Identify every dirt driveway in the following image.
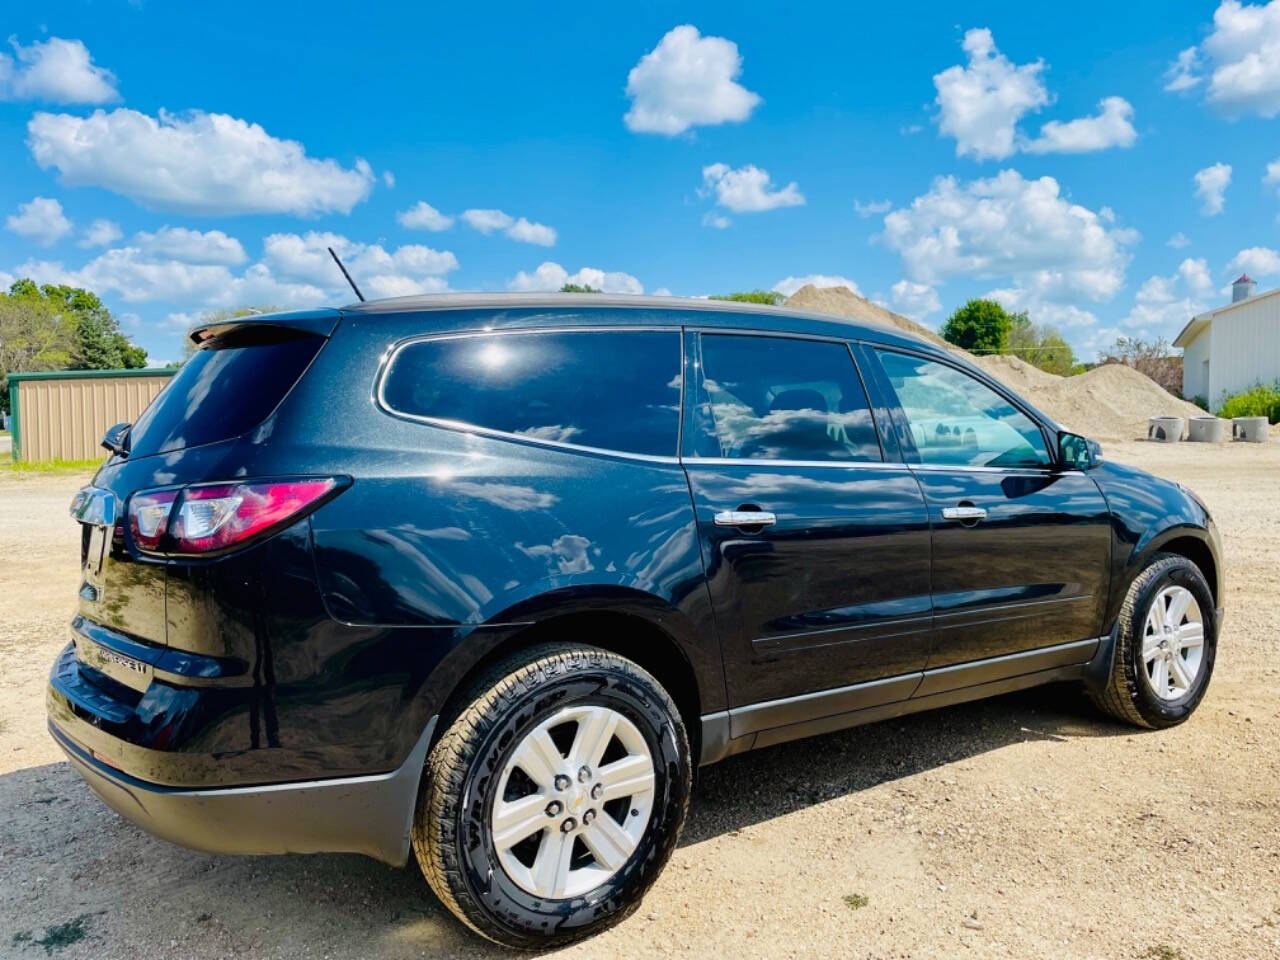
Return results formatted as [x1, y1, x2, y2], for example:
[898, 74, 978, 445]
[2, 442, 1278, 960]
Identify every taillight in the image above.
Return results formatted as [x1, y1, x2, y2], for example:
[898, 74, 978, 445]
[129, 489, 178, 551]
[128, 478, 340, 556]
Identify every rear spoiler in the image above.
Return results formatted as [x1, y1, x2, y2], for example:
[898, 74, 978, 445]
[188, 308, 341, 346]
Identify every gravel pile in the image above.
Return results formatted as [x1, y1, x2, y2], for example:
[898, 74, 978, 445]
[785, 285, 1204, 441]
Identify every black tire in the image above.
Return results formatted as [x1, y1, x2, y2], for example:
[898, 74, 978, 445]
[1090, 552, 1218, 729]
[414, 643, 691, 949]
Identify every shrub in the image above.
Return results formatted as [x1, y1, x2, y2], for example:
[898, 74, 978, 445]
[941, 299, 1013, 354]
[1216, 382, 1280, 423]
[710, 290, 785, 305]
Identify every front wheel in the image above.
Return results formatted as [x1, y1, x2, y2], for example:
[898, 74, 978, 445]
[414, 643, 691, 948]
[1091, 552, 1218, 729]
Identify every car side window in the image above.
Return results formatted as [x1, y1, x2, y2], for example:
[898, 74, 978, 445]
[381, 329, 681, 457]
[875, 350, 1050, 468]
[691, 334, 881, 462]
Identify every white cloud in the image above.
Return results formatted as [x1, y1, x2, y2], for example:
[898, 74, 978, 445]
[1120, 257, 1214, 334]
[623, 25, 761, 135]
[133, 226, 247, 265]
[262, 231, 458, 295]
[27, 108, 375, 216]
[1171, 0, 1280, 116]
[5, 196, 72, 246]
[79, 218, 122, 248]
[932, 28, 1049, 160]
[382, 170, 395, 188]
[701, 211, 731, 229]
[882, 170, 1135, 305]
[460, 208, 556, 245]
[1261, 156, 1280, 196]
[505, 217, 557, 246]
[397, 201, 454, 231]
[1164, 46, 1202, 92]
[772, 275, 861, 297]
[890, 280, 942, 319]
[0, 36, 118, 103]
[1228, 245, 1280, 275]
[934, 29, 1137, 159]
[1167, 231, 1191, 249]
[508, 261, 643, 294]
[14, 228, 457, 310]
[854, 199, 892, 218]
[1194, 162, 1231, 215]
[701, 163, 804, 213]
[1022, 97, 1137, 154]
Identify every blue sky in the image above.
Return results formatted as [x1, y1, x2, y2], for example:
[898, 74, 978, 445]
[3, 1, 1280, 363]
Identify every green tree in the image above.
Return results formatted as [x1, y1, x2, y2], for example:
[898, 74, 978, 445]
[559, 283, 601, 293]
[0, 279, 148, 414]
[1007, 311, 1078, 375]
[940, 298, 1013, 354]
[709, 290, 785, 305]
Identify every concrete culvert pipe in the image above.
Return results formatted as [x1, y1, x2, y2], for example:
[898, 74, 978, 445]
[1148, 416, 1185, 443]
[1188, 416, 1227, 442]
[1231, 416, 1270, 443]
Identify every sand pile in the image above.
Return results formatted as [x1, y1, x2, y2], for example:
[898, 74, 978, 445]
[973, 354, 1061, 393]
[784, 284, 962, 353]
[785, 284, 1203, 442]
[1026, 363, 1207, 440]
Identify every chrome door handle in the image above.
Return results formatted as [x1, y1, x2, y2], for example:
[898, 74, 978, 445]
[941, 505, 987, 522]
[714, 510, 777, 527]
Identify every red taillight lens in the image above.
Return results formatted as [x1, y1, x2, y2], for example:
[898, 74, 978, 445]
[130, 478, 339, 555]
[129, 489, 178, 551]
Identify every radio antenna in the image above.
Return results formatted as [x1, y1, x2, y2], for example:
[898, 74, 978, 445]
[328, 247, 365, 302]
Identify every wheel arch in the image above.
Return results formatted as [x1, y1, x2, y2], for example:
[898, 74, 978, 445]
[429, 589, 718, 766]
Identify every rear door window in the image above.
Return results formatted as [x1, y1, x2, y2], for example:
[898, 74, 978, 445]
[690, 333, 882, 462]
[128, 326, 324, 457]
[380, 330, 682, 457]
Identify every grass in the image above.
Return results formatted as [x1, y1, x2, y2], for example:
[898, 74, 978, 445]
[842, 893, 869, 911]
[1, 458, 104, 476]
[1143, 946, 1187, 960]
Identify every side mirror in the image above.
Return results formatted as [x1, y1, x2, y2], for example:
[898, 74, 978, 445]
[1058, 431, 1101, 470]
[100, 421, 132, 456]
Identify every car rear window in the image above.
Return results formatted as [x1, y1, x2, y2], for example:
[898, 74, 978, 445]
[380, 330, 682, 457]
[127, 326, 324, 457]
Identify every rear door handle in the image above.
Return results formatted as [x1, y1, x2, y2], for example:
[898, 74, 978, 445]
[714, 510, 777, 527]
[941, 505, 987, 522]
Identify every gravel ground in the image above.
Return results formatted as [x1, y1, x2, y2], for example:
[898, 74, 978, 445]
[2, 442, 1278, 960]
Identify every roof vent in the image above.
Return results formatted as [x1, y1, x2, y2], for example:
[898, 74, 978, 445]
[1232, 273, 1256, 303]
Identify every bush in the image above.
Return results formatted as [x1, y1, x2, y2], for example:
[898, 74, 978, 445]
[941, 299, 1012, 354]
[1216, 382, 1280, 423]
[709, 290, 785, 305]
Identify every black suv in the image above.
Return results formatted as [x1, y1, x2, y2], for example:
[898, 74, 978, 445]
[49, 294, 1223, 947]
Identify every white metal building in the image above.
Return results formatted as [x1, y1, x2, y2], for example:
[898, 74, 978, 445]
[1176, 274, 1280, 405]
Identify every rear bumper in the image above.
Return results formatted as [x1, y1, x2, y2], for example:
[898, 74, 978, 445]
[47, 643, 435, 866]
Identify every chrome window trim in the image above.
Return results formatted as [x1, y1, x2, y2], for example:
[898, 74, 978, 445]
[374, 326, 685, 464]
[682, 456, 907, 469]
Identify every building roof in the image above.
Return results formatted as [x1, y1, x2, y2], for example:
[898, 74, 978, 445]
[1173, 283, 1280, 347]
[1234, 273, 1254, 285]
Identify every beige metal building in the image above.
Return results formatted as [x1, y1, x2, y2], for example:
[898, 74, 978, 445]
[7, 368, 175, 463]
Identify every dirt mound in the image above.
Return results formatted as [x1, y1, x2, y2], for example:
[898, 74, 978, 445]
[784, 284, 960, 353]
[973, 353, 1062, 393]
[783, 284, 1199, 441]
[1028, 363, 1207, 441]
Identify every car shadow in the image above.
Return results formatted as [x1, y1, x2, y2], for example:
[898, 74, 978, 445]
[683, 681, 1129, 846]
[0, 684, 1129, 958]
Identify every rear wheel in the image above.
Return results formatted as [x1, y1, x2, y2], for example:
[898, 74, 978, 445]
[1091, 553, 1217, 729]
[414, 643, 691, 948]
